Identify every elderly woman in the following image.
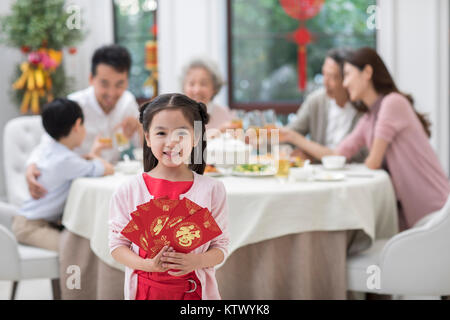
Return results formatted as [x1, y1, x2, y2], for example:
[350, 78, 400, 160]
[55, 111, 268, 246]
[181, 58, 233, 131]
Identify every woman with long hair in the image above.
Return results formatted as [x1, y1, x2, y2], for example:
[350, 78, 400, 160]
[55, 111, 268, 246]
[280, 47, 449, 230]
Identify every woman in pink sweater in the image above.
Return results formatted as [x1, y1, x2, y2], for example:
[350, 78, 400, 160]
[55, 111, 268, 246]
[280, 47, 449, 230]
[109, 93, 229, 300]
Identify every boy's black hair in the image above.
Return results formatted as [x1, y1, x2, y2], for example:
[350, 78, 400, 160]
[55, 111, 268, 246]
[91, 44, 132, 76]
[41, 98, 84, 141]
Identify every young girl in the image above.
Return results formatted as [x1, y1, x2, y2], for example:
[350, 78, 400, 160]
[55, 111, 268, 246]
[109, 93, 229, 300]
[280, 47, 450, 230]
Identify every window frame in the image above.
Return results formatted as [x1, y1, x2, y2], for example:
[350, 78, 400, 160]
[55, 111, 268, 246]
[226, 0, 377, 114]
[226, 0, 302, 114]
[112, 0, 158, 101]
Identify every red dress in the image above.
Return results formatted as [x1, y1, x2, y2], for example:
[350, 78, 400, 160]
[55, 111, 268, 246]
[135, 173, 202, 300]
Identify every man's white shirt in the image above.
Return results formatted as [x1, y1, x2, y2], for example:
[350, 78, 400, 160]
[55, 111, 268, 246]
[325, 99, 357, 149]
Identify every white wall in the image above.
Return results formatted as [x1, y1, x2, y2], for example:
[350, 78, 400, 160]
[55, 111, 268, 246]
[64, 0, 114, 91]
[158, 0, 228, 106]
[377, 0, 449, 175]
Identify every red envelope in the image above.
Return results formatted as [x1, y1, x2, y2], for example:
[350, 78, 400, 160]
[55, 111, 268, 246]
[147, 198, 208, 258]
[120, 198, 222, 259]
[121, 199, 176, 253]
[137, 198, 179, 238]
[120, 210, 151, 252]
[158, 208, 222, 254]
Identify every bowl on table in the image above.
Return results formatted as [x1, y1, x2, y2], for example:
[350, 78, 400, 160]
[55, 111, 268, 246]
[115, 160, 142, 174]
[321, 155, 346, 170]
[289, 167, 314, 181]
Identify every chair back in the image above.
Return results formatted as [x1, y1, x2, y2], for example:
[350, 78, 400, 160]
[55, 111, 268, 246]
[380, 196, 450, 295]
[3, 116, 43, 206]
[0, 224, 21, 280]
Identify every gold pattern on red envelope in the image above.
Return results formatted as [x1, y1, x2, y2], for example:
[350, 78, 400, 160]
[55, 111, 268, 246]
[184, 198, 203, 215]
[122, 218, 139, 233]
[148, 235, 171, 258]
[139, 198, 179, 212]
[149, 215, 169, 236]
[175, 222, 202, 248]
[202, 210, 221, 232]
[159, 208, 222, 253]
[120, 198, 222, 257]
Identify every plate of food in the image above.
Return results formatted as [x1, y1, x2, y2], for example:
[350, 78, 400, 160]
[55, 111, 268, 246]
[313, 172, 346, 182]
[290, 156, 305, 168]
[231, 164, 277, 177]
[204, 164, 223, 177]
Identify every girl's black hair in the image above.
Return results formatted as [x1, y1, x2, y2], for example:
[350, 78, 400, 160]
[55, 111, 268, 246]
[139, 93, 210, 174]
[344, 47, 431, 137]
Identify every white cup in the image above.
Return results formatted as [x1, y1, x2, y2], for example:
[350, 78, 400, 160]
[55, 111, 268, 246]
[321, 155, 346, 170]
[289, 166, 313, 182]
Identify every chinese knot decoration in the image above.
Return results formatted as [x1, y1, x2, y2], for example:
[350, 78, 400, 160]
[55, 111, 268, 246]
[13, 48, 63, 114]
[279, 0, 324, 91]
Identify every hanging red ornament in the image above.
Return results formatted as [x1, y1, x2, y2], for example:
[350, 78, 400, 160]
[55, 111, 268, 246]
[280, 0, 324, 20]
[151, 24, 158, 38]
[21, 46, 31, 54]
[68, 47, 77, 55]
[279, 0, 324, 91]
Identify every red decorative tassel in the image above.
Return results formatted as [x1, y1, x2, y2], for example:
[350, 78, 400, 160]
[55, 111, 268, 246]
[298, 45, 307, 91]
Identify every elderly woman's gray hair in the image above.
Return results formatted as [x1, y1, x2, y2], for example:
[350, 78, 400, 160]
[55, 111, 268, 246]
[180, 58, 225, 98]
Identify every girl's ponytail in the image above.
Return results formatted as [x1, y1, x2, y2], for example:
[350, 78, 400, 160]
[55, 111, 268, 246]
[197, 102, 210, 125]
[139, 101, 157, 172]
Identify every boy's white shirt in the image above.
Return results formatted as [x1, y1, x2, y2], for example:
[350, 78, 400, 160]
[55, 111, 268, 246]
[27, 86, 140, 164]
[20, 139, 105, 221]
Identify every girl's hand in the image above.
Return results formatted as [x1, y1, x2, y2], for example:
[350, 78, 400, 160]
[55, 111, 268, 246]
[139, 246, 174, 272]
[161, 250, 203, 276]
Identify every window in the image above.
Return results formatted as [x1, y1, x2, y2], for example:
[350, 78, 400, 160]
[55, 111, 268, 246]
[113, 0, 157, 99]
[228, 0, 377, 113]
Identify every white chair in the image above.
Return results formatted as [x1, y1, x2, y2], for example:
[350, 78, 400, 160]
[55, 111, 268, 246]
[347, 196, 450, 299]
[0, 116, 60, 299]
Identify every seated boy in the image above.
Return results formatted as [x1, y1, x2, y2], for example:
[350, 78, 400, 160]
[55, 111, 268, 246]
[12, 98, 114, 252]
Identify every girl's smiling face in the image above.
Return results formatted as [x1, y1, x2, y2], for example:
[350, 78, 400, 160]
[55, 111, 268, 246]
[144, 109, 195, 168]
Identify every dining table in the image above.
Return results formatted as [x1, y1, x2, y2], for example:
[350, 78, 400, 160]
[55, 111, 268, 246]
[59, 163, 398, 299]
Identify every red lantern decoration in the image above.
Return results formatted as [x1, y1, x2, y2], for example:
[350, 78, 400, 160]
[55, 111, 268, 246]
[68, 47, 77, 55]
[279, 0, 324, 91]
[21, 46, 31, 54]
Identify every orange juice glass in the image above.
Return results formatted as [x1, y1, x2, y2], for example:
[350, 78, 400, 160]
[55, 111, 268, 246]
[276, 159, 291, 178]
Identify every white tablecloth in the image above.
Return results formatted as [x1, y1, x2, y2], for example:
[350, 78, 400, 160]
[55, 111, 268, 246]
[62, 164, 398, 271]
